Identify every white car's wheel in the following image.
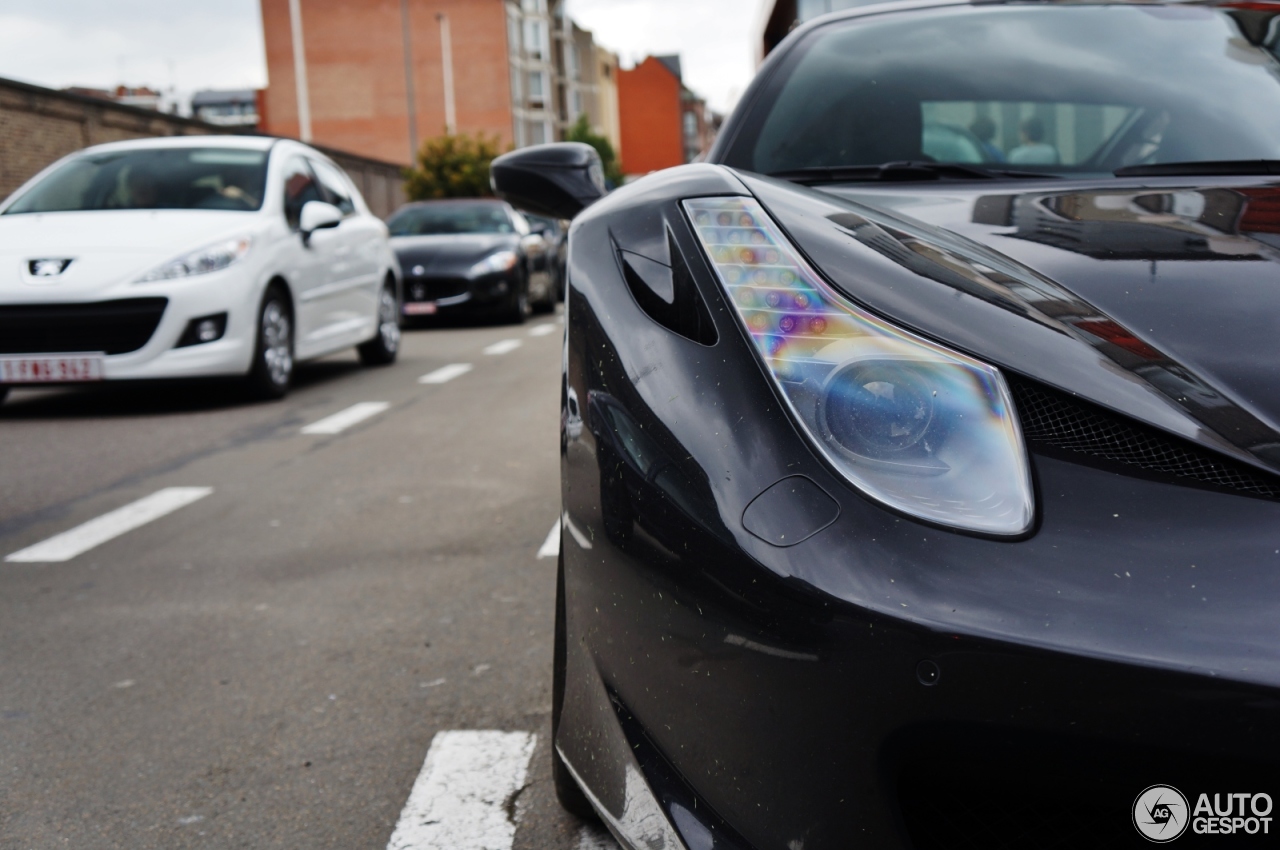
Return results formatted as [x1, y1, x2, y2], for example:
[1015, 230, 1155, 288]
[358, 282, 400, 366]
[247, 287, 294, 400]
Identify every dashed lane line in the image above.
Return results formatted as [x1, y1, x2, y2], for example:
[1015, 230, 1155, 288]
[419, 363, 473, 384]
[5, 487, 214, 563]
[536, 520, 561, 559]
[301, 402, 390, 435]
[483, 339, 523, 356]
[528, 323, 558, 337]
[386, 730, 537, 850]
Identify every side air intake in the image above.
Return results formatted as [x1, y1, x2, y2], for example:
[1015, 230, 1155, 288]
[1008, 377, 1280, 499]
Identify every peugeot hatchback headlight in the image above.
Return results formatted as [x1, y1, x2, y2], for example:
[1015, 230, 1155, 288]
[468, 250, 519, 277]
[684, 197, 1033, 536]
[136, 236, 253, 282]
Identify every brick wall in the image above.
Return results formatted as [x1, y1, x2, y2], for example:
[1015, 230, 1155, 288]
[260, 0, 513, 164]
[0, 76, 407, 219]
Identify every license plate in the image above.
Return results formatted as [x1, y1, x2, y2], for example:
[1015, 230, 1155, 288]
[403, 302, 438, 316]
[0, 354, 105, 383]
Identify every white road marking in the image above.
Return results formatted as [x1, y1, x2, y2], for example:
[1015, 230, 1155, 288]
[6, 487, 213, 563]
[419, 363, 473, 384]
[483, 339, 522, 356]
[536, 520, 561, 559]
[528, 324, 557, 337]
[576, 825, 620, 849]
[562, 511, 593, 550]
[386, 730, 537, 850]
[301, 402, 390, 435]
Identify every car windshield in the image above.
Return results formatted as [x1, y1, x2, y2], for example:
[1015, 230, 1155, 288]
[3, 147, 269, 214]
[728, 5, 1280, 178]
[388, 203, 514, 236]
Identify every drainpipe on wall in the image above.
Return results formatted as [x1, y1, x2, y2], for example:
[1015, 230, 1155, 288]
[288, 0, 313, 142]
[438, 12, 457, 134]
[401, 0, 419, 160]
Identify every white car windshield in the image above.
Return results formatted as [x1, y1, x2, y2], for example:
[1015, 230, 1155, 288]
[4, 147, 269, 214]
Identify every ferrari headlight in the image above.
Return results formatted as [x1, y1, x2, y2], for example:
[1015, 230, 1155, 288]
[137, 236, 252, 282]
[684, 197, 1033, 536]
[468, 250, 519, 277]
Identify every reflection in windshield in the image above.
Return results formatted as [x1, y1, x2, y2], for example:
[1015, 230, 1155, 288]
[978, 187, 1280, 263]
[4, 148, 268, 214]
[734, 6, 1280, 177]
[387, 202, 514, 236]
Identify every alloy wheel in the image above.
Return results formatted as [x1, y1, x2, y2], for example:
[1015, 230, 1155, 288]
[261, 299, 293, 387]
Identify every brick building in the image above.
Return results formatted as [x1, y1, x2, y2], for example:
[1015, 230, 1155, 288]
[617, 55, 719, 178]
[259, 0, 619, 166]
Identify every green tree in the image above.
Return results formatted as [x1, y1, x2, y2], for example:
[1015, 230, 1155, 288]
[403, 131, 504, 200]
[566, 114, 624, 188]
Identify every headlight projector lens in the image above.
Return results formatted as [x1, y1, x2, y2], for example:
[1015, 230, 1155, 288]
[818, 359, 948, 474]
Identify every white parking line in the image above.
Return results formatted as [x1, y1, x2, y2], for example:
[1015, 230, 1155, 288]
[386, 730, 537, 850]
[536, 520, 561, 559]
[528, 324, 557, 337]
[6, 487, 214, 563]
[419, 363, 473, 385]
[483, 339, 522, 356]
[301, 402, 390, 435]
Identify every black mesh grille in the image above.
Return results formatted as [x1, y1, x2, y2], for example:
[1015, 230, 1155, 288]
[0, 298, 168, 356]
[1008, 377, 1280, 499]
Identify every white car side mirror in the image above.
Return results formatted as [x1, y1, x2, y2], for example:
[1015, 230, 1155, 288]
[299, 200, 343, 238]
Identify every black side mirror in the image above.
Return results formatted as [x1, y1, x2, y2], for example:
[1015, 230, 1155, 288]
[491, 143, 605, 221]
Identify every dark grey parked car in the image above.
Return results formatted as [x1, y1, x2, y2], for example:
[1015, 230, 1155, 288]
[389, 199, 554, 323]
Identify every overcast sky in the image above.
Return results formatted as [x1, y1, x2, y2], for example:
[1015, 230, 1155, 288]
[0, 0, 759, 114]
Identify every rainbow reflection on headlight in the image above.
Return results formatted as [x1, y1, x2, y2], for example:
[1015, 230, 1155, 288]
[684, 197, 1033, 536]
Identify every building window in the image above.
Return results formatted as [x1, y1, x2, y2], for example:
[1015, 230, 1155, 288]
[525, 20, 547, 60]
[527, 70, 546, 105]
[683, 111, 699, 141]
[527, 120, 549, 145]
[522, 0, 547, 12]
[572, 90, 584, 120]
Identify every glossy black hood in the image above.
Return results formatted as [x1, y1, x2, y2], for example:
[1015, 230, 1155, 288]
[738, 171, 1280, 474]
[391, 233, 519, 277]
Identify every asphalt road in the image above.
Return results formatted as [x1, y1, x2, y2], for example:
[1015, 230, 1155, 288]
[0, 311, 618, 850]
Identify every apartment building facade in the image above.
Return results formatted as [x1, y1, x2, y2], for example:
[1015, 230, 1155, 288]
[259, 0, 618, 166]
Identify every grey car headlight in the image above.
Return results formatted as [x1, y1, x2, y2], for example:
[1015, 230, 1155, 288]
[468, 250, 519, 277]
[684, 196, 1034, 536]
[136, 236, 253, 282]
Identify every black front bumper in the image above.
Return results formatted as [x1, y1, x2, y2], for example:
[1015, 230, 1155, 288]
[401, 271, 516, 316]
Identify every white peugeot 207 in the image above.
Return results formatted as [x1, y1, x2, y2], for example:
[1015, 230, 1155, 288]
[0, 135, 402, 403]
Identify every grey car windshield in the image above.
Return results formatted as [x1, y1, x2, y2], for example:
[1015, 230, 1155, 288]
[730, 5, 1280, 176]
[4, 148, 269, 214]
[388, 203, 515, 236]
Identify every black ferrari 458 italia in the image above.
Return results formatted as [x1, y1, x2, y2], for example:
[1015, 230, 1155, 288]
[493, 2, 1280, 848]
[388, 198, 555, 323]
